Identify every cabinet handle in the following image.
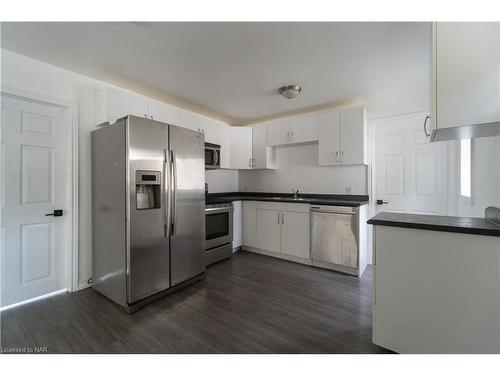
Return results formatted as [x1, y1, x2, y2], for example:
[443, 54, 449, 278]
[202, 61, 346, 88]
[341, 151, 344, 163]
[150, 115, 153, 120]
[281, 212, 284, 224]
[423, 115, 431, 138]
[335, 151, 339, 163]
[291, 131, 294, 143]
[144, 113, 148, 118]
[248, 158, 252, 168]
[277, 212, 280, 224]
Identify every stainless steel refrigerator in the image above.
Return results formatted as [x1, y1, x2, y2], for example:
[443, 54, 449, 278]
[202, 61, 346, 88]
[91, 115, 205, 312]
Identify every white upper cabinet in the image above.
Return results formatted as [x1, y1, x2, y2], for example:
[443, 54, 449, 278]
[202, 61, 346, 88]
[290, 113, 319, 143]
[432, 22, 500, 136]
[318, 111, 341, 165]
[147, 98, 180, 125]
[252, 123, 276, 169]
[217, 123, 231, 169]
[200, 118, 219, 144]
[96, 86, 149, 124]
[339, 107, 367, 165]
[318, 107, 366, 166]
[266, 118, 291, 146]
[178, 109, 204, 133]
[266, 115, 318, 146]
[230, 126, 253, 169]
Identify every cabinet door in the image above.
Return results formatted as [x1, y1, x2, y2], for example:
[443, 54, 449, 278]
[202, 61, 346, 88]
[201, 118, 219, 144]
[256, 209, 281, 253]
[266, 118, 291, 146]
[340, 107, 366, 165]
[178, 109, 204, 133]
[148, 98, 180, 125]
[230, 126, 253, 169]
[252, 123, 276, 169]
[242, 201, 257, 248]
[281, 211, 310, 259]
[103, 87, 149, 123]
[435, 22, 500, 130]
[318, 111, 341, 166]
[290, 114, 319, 144]
[217, 124, 231, 169]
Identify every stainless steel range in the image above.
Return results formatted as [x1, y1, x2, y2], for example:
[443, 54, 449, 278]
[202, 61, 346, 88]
[205, 202, 233, 266]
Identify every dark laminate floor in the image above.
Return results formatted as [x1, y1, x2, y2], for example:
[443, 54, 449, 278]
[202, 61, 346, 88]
[1, 251, 391, 354]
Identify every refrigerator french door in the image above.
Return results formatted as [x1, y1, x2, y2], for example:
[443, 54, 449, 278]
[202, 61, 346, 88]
[92, 115, 205, 311]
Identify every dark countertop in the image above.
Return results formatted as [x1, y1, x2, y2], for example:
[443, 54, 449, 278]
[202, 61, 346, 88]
[206, 192, 369, 207]
[367, 211, 500, 237]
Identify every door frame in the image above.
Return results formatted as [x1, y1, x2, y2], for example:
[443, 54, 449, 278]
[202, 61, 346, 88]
[1, 85, 79, 293]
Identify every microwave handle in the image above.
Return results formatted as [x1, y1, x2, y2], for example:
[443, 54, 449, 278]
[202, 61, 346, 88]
[213, 149, 219, 166]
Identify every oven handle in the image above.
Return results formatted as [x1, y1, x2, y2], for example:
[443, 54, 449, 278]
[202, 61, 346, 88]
[205, 206, 234, 214]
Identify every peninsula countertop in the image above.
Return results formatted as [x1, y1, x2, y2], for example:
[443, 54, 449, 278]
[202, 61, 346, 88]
[367, 211, 500, 237]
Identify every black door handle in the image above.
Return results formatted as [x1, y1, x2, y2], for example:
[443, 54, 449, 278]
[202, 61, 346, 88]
[45, 209, 63, 217]
[376, 200, 389, 205]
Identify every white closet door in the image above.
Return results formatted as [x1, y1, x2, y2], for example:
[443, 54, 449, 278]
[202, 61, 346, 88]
[1, 94, 69, 307]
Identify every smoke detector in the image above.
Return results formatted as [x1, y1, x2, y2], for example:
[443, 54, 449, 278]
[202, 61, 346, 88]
[279, 85, 302, 99]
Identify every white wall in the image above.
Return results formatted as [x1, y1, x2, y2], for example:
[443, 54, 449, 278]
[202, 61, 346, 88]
[205, 169, 238, 193]
[238, 143, 367, 195]
[0, 49, 232, 287]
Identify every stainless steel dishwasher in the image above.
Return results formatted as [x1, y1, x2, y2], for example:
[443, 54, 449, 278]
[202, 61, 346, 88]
[310, 205, 360, 276]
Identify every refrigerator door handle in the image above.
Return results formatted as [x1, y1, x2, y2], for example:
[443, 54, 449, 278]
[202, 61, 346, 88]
[164, 149, 172, 237]
[170, 149, 178, 236]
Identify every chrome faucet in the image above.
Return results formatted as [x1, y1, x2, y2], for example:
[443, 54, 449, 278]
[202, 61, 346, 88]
[292, 188, 299, 198]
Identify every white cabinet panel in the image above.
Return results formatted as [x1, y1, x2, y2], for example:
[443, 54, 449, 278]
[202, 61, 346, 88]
[290, 114, 319, 144]
[148, 98, 180, 125]
[201, 118, 219, 144]
[232, 201, 242, 249]
[256, 209, 281, 253]
[435, 22, 500, 130]
[101, 87, 148, 123]
[242, 201, 257, 248]
[281, 211, 310, 259]
[217, 124, 231, 169]
[318, 111, 341, 165]
[266, 118, 291, 146]
[252, 124, 276, 169]
[340, 107, 366, 165]
[230, 126, 253, 169]
[178, 109, 204, 133]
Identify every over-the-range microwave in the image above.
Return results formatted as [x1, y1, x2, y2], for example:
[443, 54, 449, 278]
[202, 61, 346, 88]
[205, 142, 221, 169]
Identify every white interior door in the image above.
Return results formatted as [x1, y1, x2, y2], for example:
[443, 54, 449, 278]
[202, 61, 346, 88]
[374, 113, 448, 215]
[1, 94, 69, 308]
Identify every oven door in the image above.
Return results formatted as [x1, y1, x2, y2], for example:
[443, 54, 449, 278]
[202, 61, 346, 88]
[205, 206, 233, 250]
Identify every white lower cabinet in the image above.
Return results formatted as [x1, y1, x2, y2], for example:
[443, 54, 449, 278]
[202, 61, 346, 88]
[243, 202, 311, 261]
[242, 201, 257, 248]
[281, 211, 310, 259]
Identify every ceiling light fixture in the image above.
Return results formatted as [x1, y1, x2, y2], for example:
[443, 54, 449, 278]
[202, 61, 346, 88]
[279, 85, 302, 99]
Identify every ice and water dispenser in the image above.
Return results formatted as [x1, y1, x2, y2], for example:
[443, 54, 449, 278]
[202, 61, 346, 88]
[135, 170, 161, 210]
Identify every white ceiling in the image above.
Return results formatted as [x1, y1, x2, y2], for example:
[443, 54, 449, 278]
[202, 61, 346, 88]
[1, 22, 431, 124]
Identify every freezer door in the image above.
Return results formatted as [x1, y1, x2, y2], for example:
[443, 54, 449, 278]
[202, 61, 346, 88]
[169, 125, 206, 286]
[127, 116, 171, 304]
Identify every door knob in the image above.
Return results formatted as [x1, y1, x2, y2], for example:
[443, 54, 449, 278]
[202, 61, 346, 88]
[376, 200, 389, 205]
[45, 209, 63, 217]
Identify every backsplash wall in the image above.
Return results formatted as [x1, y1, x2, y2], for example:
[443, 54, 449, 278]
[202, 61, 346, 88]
[205, 169, 239, 193]
[238, 143, 367, 194]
